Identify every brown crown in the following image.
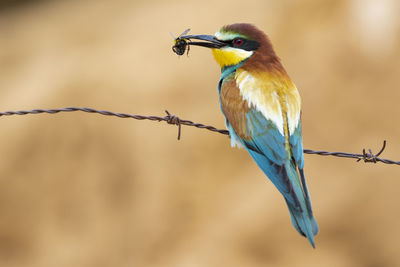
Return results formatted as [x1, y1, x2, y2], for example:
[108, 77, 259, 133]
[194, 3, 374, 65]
[222, 23, 285, 73]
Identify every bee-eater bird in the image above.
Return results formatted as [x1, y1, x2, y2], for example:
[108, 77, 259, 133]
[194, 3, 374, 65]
[174, 23, 319, 247]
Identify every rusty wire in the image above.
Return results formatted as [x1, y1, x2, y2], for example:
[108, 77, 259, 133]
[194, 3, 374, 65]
[0, 107, 398, 165]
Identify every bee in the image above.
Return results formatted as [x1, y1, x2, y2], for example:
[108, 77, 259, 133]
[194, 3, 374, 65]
[171, 28, 191, 56]
[173, 38, 189, 56]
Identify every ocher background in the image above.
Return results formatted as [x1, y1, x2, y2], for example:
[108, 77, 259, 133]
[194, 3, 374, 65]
[1, 0, 400, 266]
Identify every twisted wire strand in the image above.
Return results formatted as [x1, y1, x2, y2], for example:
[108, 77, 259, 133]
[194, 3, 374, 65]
[0, 107, 398, 165]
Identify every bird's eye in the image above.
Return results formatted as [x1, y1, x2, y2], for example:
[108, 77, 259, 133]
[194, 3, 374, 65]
[233, 38, 244, 46]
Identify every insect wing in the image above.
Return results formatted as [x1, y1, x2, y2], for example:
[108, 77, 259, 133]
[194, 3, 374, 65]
[178, 28, 190, 38]
[169, 32, 177, 39]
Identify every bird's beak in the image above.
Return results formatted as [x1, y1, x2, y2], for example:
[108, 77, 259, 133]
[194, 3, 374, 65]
[179, 34, 226, 49]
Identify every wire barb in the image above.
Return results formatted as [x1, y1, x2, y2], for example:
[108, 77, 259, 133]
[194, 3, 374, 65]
[357, 140, 387, 163]
[0, 107, 399, 165]
[164, 110, 181, 140]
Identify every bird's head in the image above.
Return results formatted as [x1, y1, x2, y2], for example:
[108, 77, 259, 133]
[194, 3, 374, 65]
[175, 23, 279, 70]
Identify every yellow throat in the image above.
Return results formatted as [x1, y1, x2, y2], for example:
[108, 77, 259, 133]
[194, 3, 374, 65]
[212, 47, 253, 68]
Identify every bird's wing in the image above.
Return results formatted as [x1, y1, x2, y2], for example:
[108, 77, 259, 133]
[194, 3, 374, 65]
[221, 70, 318, 243]
[219, 75, 301, 209]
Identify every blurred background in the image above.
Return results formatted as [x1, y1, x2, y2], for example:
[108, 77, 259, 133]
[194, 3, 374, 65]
[0, 0, 400, 266]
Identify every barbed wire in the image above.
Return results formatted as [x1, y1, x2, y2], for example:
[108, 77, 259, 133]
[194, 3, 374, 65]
[0, 107, 398, 165]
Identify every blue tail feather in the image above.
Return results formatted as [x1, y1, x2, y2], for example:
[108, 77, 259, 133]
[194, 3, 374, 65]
[284, 161, 319, 247]
[285, 199, 319, 248]
[246, 145, 319, 247]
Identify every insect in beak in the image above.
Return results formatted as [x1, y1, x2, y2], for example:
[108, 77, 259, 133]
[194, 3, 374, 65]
[171, 29, 191, 56]
[171, 28, 226, 56]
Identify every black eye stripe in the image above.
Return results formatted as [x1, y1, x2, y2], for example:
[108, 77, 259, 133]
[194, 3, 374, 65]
[218, 39, 260, 51]
[239, 40, 259, 51]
